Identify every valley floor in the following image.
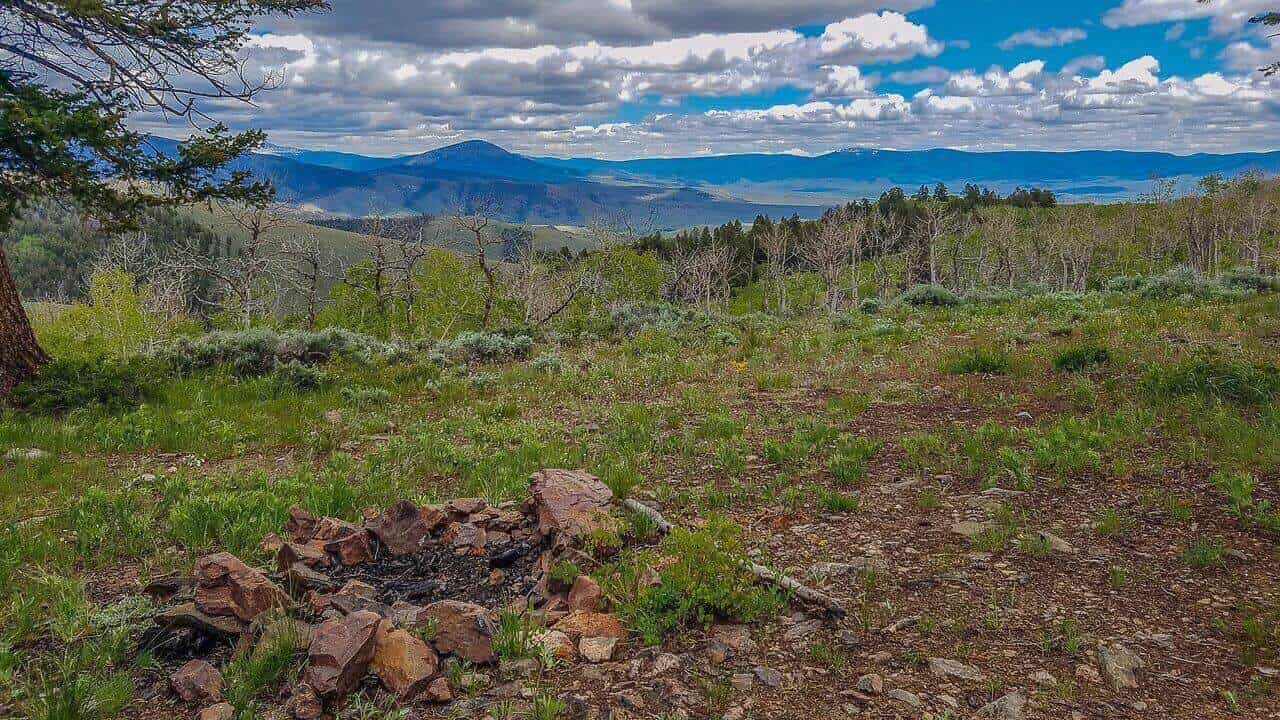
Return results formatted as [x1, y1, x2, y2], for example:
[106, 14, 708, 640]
[3, 291, 1278, 720]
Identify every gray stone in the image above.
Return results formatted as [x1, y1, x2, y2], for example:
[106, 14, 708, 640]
[754, 666, 783, 688]
[977, 691, 1027, 720]
[1097, 642, 1143, 690]
[887, 689, 922, 708]
[580, 636, 618, 663]
[928, 657, 986, 681]
[951, 521, 991, 538]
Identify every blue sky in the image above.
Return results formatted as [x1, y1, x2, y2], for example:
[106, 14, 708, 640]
[138, 0, 1280, 157]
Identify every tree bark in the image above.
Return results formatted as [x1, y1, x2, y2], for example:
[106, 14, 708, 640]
[0, 241, 51, 395]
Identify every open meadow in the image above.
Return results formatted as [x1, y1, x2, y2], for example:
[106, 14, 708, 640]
[3, 269, 1278, 720]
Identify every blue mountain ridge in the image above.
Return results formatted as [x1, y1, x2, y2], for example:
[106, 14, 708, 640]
[144, 136, 1280, 227]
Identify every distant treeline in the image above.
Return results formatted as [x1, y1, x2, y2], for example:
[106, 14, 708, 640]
[632, 183, 1058, 288]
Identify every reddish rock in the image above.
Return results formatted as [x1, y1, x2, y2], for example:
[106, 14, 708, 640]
[286, 505, 317, 542]
[259, 532, 285, 556]
[366, 500, 442, 556]
[289, 683, 323, 720]
[446, 522, 487, 550]
[284, 563, 337, 594]
[445, 498, 487, 515]
[568, 575, 602, 612]
[552, 611, 627, 641]
[529, 469, 614, 538]
[313, 517, 372, 566]
[277, 542, 330, 571]
[194, 553, 289, 622]
[536, 629, 577, 661]
[371, 622, 440, 700]
[421, 600, 497, 664]
[486, 509, 528, 531]
[197, 702, 233, 720]
[170, 659, 224, 703]
[302, 610, 382, 697]
[326, 580, 392, 617]
[423, 676, 452, 703]
[156, 602, 248, 638]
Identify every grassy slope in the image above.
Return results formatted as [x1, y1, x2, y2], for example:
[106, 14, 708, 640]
[2, 292, 1278, 718]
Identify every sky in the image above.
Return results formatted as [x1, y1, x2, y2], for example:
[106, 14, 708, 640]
[136, 0, 1280, 158]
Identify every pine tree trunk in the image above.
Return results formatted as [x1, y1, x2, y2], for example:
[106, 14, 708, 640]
[0, 241, 50, 395]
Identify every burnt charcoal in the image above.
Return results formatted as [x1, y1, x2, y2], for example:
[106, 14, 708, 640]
[321, 537, 540, 611]
[488, 542, 532, 569]
[143, 572, 195, 603]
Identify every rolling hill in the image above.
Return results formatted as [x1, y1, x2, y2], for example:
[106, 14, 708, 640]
[149, 136, 1280, 224]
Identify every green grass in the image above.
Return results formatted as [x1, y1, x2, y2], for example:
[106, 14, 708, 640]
[4, 280, 1279, 716]
[943, 345, 1012, 375]
[597, 517, 785, 646]
[223, 613, 306, 719]
[1143, 357, 1280, 406]
[1054, 342, 1111, 372]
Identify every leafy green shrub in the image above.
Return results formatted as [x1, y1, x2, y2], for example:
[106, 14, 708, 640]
[608, 301, 712, 335]
[709, 327, 739, 347]
[162, 327, 383, 377]
[272, 361, 325, 391]
[897, 284, 961, 307]
[340, 385, 390, 408]
[602, 518, 783, 645]
[1054, 342, 1111, 372]
[12, 357, 164, 414]
[1106, 267, 1270, 300]
[1221, 267, 1280, 293]
[1142, 357, 1280, 406]
[32, 269, 175, 362]
[943, 345, 1012, 374]
[531, 353, 565, 373]
[434, 331, 532, 364]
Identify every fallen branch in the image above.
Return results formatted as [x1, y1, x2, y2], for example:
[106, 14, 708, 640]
[621, 498, 847, 619]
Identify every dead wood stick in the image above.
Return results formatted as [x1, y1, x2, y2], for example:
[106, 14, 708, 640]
[621, 498, 847, 619]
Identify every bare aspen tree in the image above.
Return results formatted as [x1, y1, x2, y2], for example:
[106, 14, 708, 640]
[701, 241, 736, 309]
[94, 232, 188, 320]
[978, 209, 1019, 288]
[758, 222, 791, 314]
[867, 212, 904, 299]
[1143, 177, 1183, 269]
[799, 207, 864, 312]
[1046, 208, 1099, 291]
[506, 230, 587, 327]
[389, 214, 434, 332]
[343, 213, 397, 324]
[1225, 172, 1278, 272]
[279, 228, 338, 330]
[665, 240, 735, 310]
[664, 242, 698, 305]
[164, 203, 285, 325]
[452, 196, 505, 329]
[910, 203, 957, 286]
[939, 212, 977, 290]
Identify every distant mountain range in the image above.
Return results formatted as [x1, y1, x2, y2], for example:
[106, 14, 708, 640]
[148, 136, 1280, 228]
